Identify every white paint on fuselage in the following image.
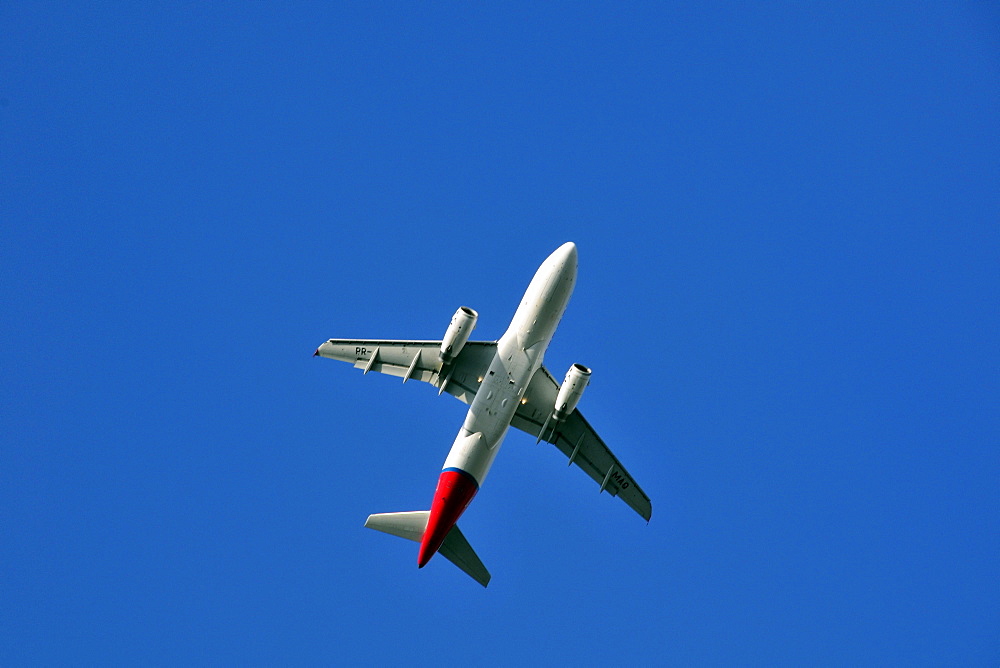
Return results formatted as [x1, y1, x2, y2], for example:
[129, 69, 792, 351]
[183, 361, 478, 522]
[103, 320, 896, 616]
[442, 242, 578, 485]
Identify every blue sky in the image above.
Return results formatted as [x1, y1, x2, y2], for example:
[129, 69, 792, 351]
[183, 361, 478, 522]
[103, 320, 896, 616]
[2, 3, 998, 664]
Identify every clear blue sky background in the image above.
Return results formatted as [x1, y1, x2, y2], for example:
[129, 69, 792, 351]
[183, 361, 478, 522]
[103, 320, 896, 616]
[2, 3, 998, 665]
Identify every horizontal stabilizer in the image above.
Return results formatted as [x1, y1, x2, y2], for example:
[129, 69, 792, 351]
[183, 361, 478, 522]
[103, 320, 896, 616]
[364, 511, 429, 542]
[439, 523, 491, 587]
[364, 511, 491, 587]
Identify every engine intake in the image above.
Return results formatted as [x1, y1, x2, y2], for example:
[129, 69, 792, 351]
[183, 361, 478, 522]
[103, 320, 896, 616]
[440, 306, 478, 363]
[553, 363, 591, 421]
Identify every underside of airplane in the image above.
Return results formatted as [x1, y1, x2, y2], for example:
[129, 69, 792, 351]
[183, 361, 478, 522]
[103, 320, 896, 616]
[314, 243, 651, 586]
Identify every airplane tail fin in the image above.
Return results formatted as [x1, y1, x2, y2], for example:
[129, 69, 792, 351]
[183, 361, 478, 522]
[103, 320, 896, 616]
[364, 511, 491, 587]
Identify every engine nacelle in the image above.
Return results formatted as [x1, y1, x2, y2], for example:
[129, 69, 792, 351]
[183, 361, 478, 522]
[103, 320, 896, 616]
[553, 363, 591, 421]
[439, 306, 478, 363]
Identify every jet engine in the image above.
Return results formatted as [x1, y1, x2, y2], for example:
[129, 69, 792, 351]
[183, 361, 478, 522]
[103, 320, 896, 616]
[553, 363, 591, 421]
[439, 306, 478, 363]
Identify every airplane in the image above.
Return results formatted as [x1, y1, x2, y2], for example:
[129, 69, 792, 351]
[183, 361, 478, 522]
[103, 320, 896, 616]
[313, 242, 651, 587]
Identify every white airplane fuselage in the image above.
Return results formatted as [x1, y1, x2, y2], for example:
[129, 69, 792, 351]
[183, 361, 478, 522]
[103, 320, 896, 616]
[417, 242, 578, 567]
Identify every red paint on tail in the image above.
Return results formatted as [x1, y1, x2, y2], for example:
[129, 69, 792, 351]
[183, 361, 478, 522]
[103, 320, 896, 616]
[417, 469, 479, 568]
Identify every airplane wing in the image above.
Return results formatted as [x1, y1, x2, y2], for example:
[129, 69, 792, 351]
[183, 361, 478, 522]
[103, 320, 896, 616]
[511, 366, 653, 521]
[314, 339, 495, 404]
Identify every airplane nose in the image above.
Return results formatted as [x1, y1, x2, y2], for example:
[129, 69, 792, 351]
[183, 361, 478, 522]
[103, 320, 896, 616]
[553, 241, 577, 267]
[564, 242, 577, 262]
[560, 242, 578, 271]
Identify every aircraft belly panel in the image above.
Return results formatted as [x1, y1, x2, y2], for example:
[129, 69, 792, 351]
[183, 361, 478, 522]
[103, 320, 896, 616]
[315, 242, 651, 586]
